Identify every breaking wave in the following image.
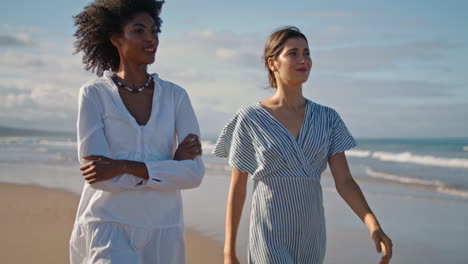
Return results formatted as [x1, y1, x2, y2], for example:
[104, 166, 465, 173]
[346, 150, 468, 169]
[365, 167, 468, 199]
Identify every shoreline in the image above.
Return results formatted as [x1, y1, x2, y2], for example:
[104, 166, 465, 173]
[0, 182, 224, 264]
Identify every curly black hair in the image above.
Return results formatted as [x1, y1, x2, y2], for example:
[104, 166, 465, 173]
[73, 0, 164, 76]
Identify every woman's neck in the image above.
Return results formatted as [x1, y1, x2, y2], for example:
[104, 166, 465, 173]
[115, 62, 149, 89]
[270, 82, 305, 109]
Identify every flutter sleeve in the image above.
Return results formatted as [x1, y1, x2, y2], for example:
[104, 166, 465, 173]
[327, 109, 357, 158]
[213, 111, 258, 175]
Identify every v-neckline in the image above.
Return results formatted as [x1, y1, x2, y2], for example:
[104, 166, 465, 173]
[117, 87, 154, 126]
[256, 99, 310, 143]
[105, 71, 159, 128]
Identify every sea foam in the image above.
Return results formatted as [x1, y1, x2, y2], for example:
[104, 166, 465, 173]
[347, 149, 468, 169]
[365, 167, 468, 199]
[371, 151, 468, 169]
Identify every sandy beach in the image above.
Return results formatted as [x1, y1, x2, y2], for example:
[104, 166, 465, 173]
[0, 183, 224, 264]
[1, 160, 468, 264]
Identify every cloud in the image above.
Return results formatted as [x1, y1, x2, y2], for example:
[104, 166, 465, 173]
[313, 40, 456, 73]
[306, 25, 349, 46]
[0, 80, 78, 111]
[177, 29, 264, 60]
[0, 46, 94, 131]
[345, 102, 468, 138]
[0, 50, 92, 83]
[185, 30, 242, 50]
[153, 66, 216, 84]
[215, 48, 261, 67]
[0, 92, 37, 109]
[155, 30, 265, 79]
[0, 81, 78, 132]
[1, 24, 45, 34]
[0, 50, 45, 67]
[0, 34, 35, 47]
[315, 76, 453, 98]
[215, 48, 237, 58]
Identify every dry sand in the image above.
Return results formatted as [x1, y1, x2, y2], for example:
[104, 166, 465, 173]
[0, 183, 224, 264]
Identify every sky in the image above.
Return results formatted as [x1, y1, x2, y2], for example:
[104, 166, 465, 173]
[1, 0, 467, 139]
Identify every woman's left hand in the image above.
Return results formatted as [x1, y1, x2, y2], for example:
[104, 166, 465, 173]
[174, 134, 202, 161]
[80, 155, 124, 184]
[371, 228, 393, 264]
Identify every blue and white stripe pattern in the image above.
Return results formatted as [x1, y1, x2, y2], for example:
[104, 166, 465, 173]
[213, 99, 356, 264]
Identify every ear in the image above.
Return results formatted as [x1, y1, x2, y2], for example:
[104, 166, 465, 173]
[267, 57, 277, 72]
[109, 33, 121, 48]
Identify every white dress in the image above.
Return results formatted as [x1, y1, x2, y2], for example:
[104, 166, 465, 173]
[70, 71, 204, 264]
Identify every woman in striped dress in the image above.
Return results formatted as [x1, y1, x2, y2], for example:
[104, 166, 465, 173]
[213, 27, 393, 264]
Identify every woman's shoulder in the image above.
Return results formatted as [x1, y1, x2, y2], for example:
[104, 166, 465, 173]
[218, 103, 260, 128]
[238, 103, 263, 116]
[307, 99, 339, 117]
[79, 71, 116, 94]
[154, 74, 189, 98]
[78, 75, 112, 98]
[306, 100, 347, 128]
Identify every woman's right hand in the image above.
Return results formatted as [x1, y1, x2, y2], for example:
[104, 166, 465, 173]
[80, 155, 124, 184]
[174, 134, 202, 160]
[224, 255, 240, 264]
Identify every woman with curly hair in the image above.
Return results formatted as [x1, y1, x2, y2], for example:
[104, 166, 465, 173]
[214, 27, 392, 264]
[70, 0, 204, 263]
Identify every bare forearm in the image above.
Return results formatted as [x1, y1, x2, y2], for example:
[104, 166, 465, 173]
[329, 153, 393, 262]
[224, 184, 246, 257]
[337, 179, 381, 231]
[119, 160, 149, 180]
[119, 134, 202, 182]
[329, 153, 381, 232]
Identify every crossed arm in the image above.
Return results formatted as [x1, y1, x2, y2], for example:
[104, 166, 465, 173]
[80, 133, 202, 186]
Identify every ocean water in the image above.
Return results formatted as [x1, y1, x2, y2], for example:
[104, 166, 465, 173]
[0, 135, 467, 201]
[346, 138, 468, 201]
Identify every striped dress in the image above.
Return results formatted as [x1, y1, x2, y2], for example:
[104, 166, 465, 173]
[213, 99, 356, 264]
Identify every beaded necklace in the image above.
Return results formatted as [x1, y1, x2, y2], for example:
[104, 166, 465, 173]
[112, 74, 153, 93]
